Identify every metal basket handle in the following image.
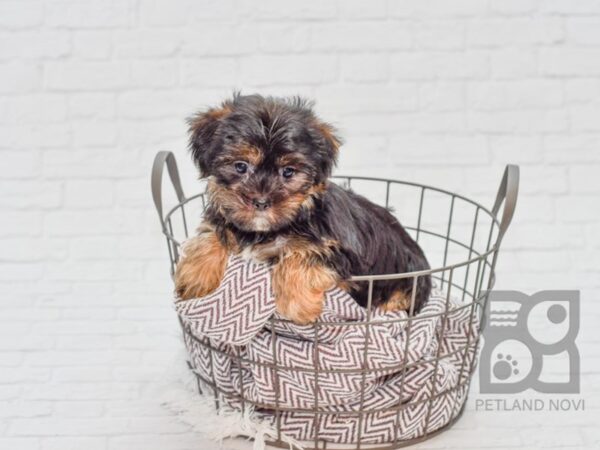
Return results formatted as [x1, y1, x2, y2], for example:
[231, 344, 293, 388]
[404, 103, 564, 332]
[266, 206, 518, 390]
[151, 151, 186, 231]
[491, 164, 519, 247]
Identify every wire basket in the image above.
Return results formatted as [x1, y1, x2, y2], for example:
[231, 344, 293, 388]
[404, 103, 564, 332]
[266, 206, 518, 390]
[151, 151, 519, 449]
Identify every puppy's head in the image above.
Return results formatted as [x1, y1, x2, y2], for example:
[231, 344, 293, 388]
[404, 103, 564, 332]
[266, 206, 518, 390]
[188, 94, 342, 233]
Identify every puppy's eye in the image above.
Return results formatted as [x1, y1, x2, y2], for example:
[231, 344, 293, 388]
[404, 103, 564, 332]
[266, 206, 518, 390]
[282, 167, 295, 178]
[234, 162, 248, 174]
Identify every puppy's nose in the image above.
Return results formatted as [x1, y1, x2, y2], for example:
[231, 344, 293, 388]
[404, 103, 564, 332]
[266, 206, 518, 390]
[252, 198, 271, 211]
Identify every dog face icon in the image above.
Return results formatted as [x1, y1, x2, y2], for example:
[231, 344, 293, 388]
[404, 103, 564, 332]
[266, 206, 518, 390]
[479, 291, 580, 394]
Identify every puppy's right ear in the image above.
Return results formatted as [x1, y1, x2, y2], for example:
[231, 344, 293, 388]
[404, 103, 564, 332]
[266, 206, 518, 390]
[187, 104, 231, 176]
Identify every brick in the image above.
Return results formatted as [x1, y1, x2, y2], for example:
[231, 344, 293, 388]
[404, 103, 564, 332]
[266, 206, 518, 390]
[112, 366, 164, 382]
[544, 134, 600, 163]
[108, 434, 213, 450]
[25, 351, 141, 368]
[0, 400, 53, 417]
[341, 54, 389, 83]
[69, 236, 118, 259]
[508, 224, 584, 253]
[0, 63, 41, 93]
[0, 94, 67, 124]
[9, 416, 138, 435]
[390, 0, 486, 17]
[541, 0, 600, 14]
[68, 93, 116, 119]
[570, 105, 600, 132]
[556, 196, 599, 222]
[33, 321, 137, 336]
[467, 80, 564, 110]
[258, 24, 310, 54]
[0, 438, 40, 450]
[43, 149, 144, 179]
[44, 211, 142, 236]
[0, 124, 70, 150]
[388, 135, 489, 166]
[468, 109, 569, 133]
[0, 385, 22, 400]
[567, 18, 600, 45]
[0, 307, 60, 321]
[181, 58, 237, 88]
[239, 0, 336, 20]
[339, 0, 387, 18]
[182, 23, 258, 56]
[71, 121, 118, 147]
[130, 60, 179, 88]
[64, 180, 114, 208]
[113, 30, 180, 58]
[56, 335, 112, 350]
[519, 166, 569, 194]
[44, 62, 130, 91]
[52, 368, 112, 383]
[570, 165, 600, 193]
[62, 306, 118, 321]
[72, 31, 112, 60]
[540, 48, 600, 76]
[119, 118, 186, 148]
[317, 85, 418, 113]
[118, 237, 164, 259]
[412, 112, 466, 132]
[116, 91, 193, 119]
[46, 261, 143, 281]
[419, 82, 464, 111]
[467, 18, 564, 47]
[585, 223, 600, 248]
[0, 31, 70, 59]
[0, 181, 62, 209]
[415, 20, 465, 49]
[41, 437, 105, 450]
[0, 211, 42, 237]
[186, 0, 236, 20]
[45, 0, 136, 28]
[0, 151, 41, 179]
[311, 22, 413, 51]
[489, 136, 542, 163]
[241, 55, 337, 86]
[0, 237, 67, 262]
[565, 78, 600, 104]
[391, 51, 488, 80]
[490, 0, 536, 14]
[490, 48, 537, 79]
[0, 368, 51, 382]
[139, 0, 188, 27]
[0, 2, 42, 29]
[0, 352, 24, 367]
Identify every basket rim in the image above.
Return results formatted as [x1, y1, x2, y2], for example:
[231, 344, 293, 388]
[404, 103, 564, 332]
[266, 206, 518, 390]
[160, 174, 501, 282]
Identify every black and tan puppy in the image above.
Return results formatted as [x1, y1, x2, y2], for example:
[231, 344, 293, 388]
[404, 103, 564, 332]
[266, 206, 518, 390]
[175, 94, 431, 324]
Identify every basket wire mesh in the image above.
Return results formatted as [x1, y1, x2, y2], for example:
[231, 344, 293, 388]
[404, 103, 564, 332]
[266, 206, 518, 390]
[151, 151, 519, 449]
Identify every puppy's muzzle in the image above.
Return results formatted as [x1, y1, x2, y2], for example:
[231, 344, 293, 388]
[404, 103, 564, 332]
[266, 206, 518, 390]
[252, 197, 271, 211]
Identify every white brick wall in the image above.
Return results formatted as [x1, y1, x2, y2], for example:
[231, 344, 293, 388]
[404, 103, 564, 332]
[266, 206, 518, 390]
[1, 1, 599, 449]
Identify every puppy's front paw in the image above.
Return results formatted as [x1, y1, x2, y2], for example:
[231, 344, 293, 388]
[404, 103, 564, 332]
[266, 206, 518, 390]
[175, 229, 228, 301]
[272, 254, 337, 325]
[380, 290, 412, 312]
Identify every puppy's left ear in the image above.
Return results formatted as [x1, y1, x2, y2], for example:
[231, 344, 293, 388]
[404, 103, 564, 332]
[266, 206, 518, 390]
[314, 121, 342, 178]
[187, 104, 232, 176]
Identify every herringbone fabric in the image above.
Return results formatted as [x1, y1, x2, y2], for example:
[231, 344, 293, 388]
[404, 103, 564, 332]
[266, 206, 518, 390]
[176, 255, 480, 445]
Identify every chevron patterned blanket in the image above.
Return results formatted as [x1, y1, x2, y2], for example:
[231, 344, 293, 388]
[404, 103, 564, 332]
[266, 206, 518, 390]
[175, 256, 479, 445]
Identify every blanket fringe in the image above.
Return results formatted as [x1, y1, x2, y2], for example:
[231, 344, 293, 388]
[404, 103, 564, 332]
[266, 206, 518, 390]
[156, 349, 304, 450]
